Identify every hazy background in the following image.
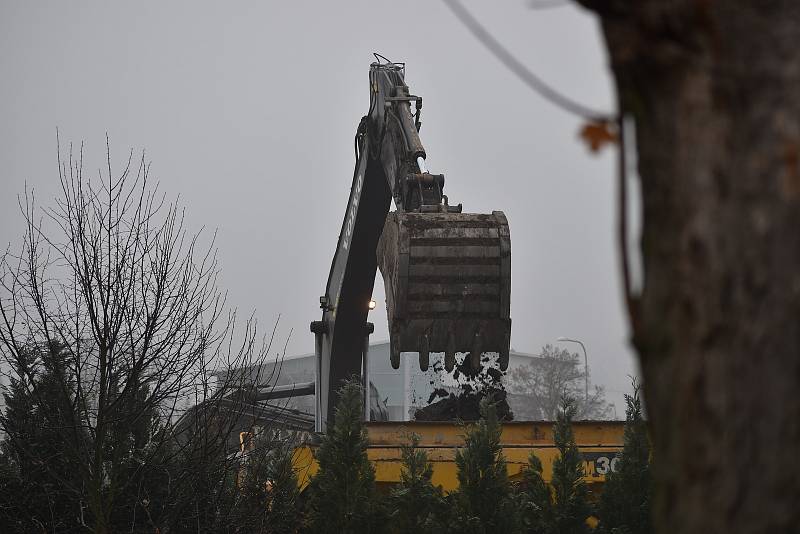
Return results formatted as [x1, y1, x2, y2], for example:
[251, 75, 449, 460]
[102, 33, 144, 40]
[0, 1, 637, 414]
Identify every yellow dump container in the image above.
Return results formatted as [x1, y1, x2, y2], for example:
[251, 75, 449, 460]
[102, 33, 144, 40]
[293, 420, 625, 493]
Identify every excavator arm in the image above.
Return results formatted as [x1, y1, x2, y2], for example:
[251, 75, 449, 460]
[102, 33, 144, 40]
[311, 58, 511, 430]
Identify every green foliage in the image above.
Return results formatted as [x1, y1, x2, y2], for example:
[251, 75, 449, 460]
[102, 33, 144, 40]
[264, 442, 304, 533]
[516, 398, 590, 534]
[389, 433, 443, 534]
[238, 432, 303, 533]
[306, 378, 383, 534]
[517, 452, 553, 533]
[0, 341, 85, 533]
[0, 342, 174, 532]
[168, 436, 241, 533]
[105, 374, 175, 532]
[597, 382, 651, 534]
[0, 339, 649, 534]
[450, 397, 520, 533]
[550, 396, 590, 534]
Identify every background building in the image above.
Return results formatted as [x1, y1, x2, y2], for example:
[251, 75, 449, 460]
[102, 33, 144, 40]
[225, 341, 548, 422]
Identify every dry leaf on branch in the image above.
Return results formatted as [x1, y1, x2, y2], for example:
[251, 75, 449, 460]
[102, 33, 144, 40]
[579, 120, 618, 153]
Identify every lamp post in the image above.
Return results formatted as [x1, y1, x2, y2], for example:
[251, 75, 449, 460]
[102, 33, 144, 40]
[556, 337, 589, 409]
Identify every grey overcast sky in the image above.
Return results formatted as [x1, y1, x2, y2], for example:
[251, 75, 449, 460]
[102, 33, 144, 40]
[0, 1, 638, 411]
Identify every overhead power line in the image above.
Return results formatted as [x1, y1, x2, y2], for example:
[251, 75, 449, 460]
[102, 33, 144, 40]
[442, 0, 614, 121]
[528, 0, 570, 10]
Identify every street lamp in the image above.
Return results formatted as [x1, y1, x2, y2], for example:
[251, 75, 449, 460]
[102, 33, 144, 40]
[556, 337, 589, 409]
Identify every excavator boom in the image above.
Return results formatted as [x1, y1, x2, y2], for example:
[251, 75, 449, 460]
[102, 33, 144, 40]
[311, 57, 511, 429]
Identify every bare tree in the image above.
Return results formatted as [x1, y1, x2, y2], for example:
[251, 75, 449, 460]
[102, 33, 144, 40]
[0, 138, 286, 533]
[506, 344, 611, 420]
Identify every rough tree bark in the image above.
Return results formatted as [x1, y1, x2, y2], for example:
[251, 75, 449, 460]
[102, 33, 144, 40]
[578, 2, 800, 532]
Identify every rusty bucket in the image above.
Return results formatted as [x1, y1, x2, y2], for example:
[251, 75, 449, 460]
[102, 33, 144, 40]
[378, 211, 511, 372]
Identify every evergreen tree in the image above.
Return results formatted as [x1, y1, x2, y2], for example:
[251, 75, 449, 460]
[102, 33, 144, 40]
[0, 353, 41, 533]
[451, 397, 520, 533]
[238, 432, 303, 533]
[0, 342, 85, 533]
[389, 433, 443, 534]
[517, 452, 553, 533]
[0, 451, 27, 533]
[597, 382, 651, 534]
[264, 441, 304, 533]
[106, 376, 174, 532]
[306, 379, 383, 534]
[550, 396, 590, 534]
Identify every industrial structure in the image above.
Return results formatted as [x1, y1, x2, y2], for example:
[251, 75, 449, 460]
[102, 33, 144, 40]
[310, 55, 512, 431]
[223, 341, 557, 422]
[292, 420, 624, 492]
[232, 58, 624, 490]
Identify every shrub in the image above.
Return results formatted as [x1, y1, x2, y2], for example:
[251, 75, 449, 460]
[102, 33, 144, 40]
[306, 379, 383, 533]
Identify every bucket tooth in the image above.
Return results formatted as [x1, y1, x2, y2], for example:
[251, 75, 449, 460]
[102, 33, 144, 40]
[445, 332, 456, 372]
[419, 333, 430, 371]
[390, 342, 401, 370]
[499, 331, 510, 371]
[499, 347, 509, 371]
[469, 331, 482, 371]
[378, 210, 512, 374]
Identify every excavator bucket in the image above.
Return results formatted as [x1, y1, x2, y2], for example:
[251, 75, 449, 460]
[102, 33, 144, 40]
[378, 211, 511, 372]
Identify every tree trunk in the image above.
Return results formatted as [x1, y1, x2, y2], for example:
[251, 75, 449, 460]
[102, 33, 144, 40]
[581, 2, 800, 532]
